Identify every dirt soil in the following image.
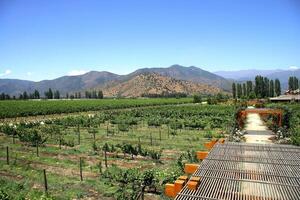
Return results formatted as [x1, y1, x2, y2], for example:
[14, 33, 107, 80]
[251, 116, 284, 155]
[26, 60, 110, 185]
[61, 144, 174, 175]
[244, 113, 274, 144]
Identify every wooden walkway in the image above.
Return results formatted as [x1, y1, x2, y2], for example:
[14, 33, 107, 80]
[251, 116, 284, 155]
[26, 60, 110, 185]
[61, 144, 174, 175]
[175, 142, 300, 200]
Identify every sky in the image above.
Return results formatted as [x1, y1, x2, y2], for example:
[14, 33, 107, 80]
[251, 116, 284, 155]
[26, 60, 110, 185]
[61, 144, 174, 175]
[0, 0, 300, 81]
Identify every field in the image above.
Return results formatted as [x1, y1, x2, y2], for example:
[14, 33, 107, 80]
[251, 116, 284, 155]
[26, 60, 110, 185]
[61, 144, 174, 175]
[0, 101, 235, 200]
[0, 98, 192, 119]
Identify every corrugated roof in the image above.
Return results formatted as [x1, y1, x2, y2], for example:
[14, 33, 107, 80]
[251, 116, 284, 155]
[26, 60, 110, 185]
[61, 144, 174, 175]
[270, 95, 300, 101]
[175, 142, 300, 200]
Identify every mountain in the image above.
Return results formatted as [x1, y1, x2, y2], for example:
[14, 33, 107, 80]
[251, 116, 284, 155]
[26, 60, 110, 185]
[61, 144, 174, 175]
[215, 68, 300, 90]
[0, 65, 229, 97]
[128, 65, 232, 91]
[214, 69, 283, 80]
[102, 73, 222, 97]
[267, 69, 300, 90]
[0, 71, 120, 96]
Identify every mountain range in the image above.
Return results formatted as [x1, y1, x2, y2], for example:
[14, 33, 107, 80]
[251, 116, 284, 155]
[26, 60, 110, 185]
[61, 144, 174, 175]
[214, 68, 300, 89]
[0, 65, 230, 97]
[1, 65, 299, 97]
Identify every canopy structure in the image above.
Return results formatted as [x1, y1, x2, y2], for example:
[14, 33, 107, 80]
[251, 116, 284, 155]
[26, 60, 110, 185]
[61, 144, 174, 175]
[238, 108, 283, 127]
[175, 142, 300, 200]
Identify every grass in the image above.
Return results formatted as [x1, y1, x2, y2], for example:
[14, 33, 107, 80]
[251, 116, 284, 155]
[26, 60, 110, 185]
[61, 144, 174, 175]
[0, 103, 233, 199]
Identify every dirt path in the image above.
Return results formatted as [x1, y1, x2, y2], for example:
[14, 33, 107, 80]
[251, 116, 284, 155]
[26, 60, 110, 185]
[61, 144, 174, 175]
[244, 113, 274, 144]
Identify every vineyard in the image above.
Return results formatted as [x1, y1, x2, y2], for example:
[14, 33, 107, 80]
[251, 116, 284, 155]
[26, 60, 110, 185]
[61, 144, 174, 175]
[0, 103, 235, 200]
[0, 98, 192, 119]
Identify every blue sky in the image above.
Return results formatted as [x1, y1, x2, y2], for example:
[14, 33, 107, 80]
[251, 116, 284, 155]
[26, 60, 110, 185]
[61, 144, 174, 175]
[0, 0, 300, 81]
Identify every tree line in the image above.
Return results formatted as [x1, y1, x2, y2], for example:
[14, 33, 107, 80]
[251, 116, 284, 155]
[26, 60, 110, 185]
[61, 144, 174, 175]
[232, 75, 281, 99]
[0, 88, 104, 100]
[288, 76, 299, 91]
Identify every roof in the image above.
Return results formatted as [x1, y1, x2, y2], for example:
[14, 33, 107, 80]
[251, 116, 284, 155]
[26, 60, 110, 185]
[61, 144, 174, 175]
[270, 95, 300, 101]
[175, 142, 300, 200]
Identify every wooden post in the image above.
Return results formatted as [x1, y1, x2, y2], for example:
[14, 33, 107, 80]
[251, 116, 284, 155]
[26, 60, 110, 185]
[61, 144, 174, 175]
[141, 185, 145, 200]
[104, 150, 108, 168]
[106, 124, 109, 137]
[150, 132, 153, 146]
[159, 128, 161, 141]
[99, 161, 102, 174]
[78, 131, 80, 145]
[6, 146, 9, 165]
[59, 139, 62, 149]
[36, 141, 39, 157]
[80, 157, 83, 181]
[43, 169, 48, 193]
[167, 125, 170, 138]
[78, 125, 80, 145]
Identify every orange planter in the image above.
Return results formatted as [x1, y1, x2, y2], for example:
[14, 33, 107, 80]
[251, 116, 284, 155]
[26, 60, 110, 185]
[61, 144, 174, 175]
[178, 175, 189, 184]
[196, 151, 208, 160]
[184, 163, 199, 174]
[165, 183, 176, 198]
[211, 138, 218, 145]
[174, 180, 185, 194]
[190, 176, 201, 182]
[187, 180, 199, 190]
[204, 141, 215, 150]
[218, 138, 225, 144]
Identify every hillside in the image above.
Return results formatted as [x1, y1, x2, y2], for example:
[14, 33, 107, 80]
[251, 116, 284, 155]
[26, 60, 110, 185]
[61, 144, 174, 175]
[0, 65, 229, 96]
[128, 65, 232, 91]
[102, 73, 222, 97]
[0, 71, 121, 96]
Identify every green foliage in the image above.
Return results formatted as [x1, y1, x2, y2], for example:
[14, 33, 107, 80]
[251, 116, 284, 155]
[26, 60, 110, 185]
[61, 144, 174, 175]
[17, 127, 48, 146]
[0, 98, 191, 118]
[193, 94, 202, 103]
[0, 189, 10, 200]
[117, 123, 129, 132]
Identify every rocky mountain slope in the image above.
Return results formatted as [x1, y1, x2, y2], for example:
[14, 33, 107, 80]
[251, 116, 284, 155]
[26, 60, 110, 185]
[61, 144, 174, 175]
[102, 73, 222, 97]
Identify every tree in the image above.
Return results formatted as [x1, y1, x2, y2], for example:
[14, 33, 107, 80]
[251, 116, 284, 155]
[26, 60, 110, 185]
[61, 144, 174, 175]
[237, 83, 242, 98]
[263, 77, 270, 98]
[254, 75, 264, 98]
[23, 91, 28, 100]
[78, 92, 81, 99]
[45, 88, 53, 99]
[288, 76, 299, 90]
[269, 80, 274, 97]
[288, 76, 294, 90]
[98, 90, 103, 99]
[275, 79, 281, 96]
[54, 90, 60, 99]
[92, 90, 97, 98]
[34, 90, 40, 99]
[66, 93, 69, 99]
[248, 91, 256, 99]
[0, 93, 5, 100]
[85, 91, 91, 99]
[193, 94, 202, 103]
[246, 81, 253, 96]
[242, 83, 247, 97]
[232, 83, 236, 99]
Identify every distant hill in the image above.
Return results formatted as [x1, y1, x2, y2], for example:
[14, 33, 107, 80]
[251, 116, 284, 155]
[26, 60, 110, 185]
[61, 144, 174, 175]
[215, 69, 300, 90]
[102, 73, 222, 97]
[0, 65, 230, 97]
[0, 71, 121, 96]
[128, 65, 232, 91]
[214, 69, 283, 80]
